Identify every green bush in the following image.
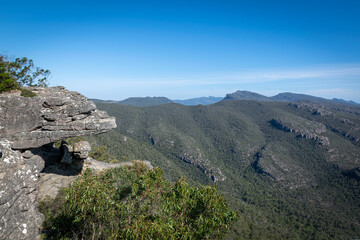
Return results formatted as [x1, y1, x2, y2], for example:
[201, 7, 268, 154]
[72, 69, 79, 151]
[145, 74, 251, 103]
[20, 88, 37, 97]
[41, 162, 237, 239]
[89, 145, 119, 163]
[0, 77, 19, 93]
[0, 61, 19, 93]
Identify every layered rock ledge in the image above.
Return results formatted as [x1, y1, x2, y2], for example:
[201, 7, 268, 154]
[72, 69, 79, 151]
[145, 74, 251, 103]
[0, 86, 116, 149]
[0, 87, 116, 239]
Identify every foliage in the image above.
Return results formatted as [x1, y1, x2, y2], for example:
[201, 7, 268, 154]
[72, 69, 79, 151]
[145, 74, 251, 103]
[5, 55, 50, 87]
[20, 88, 37, 97]
[0, 54, 50, 93]
[41, 162, 237, 239]
[89, 145, 119, 163]
[0, 56, 19, 93]
[88, 100, 360, 239]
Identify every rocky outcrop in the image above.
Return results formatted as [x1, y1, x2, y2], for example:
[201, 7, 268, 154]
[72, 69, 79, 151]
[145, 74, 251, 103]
[0, 140, 44, 240]
[252, 144, 316, 189]
[292, 102, 332, 116]
[0, 87, 116, 239]
[147, 133, 226, 182]
[293, 101, 360, 116]
[0, 87, 116, 149]
[270, 118, 329, 146]
[73, 141, 91, 159]
[179, 149, 226, 182]
[60, 141, 73, 165]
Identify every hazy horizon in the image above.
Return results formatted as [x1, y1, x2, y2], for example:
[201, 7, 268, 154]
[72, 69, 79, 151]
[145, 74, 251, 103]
[94, 89, 359, 103]
[1, 1, 359, 101]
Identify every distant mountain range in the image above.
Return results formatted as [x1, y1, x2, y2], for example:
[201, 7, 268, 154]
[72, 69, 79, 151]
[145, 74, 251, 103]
[91, 90, 359, 107]
[91, 96, 223, 107]
[90, 92, 360, 239]
[90, 97, 173, 107]
[224, 90, 359, 105]
[117, 97, 173, 107]
[172, 96, 223, 105]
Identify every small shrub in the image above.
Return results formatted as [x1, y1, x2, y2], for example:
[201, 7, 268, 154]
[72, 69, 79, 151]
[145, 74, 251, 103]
[89, 145, 119, 163]
[20, 88, 37, 97]
[0, 78, 19, 93]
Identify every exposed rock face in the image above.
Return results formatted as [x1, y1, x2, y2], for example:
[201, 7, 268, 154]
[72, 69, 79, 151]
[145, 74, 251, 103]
[38, 172, 77, 201]
[0, 87, 116, 239]
[73, 141, 91, 159]
[147, 133, 226, 182]
[252, 144, 315, 189]
[292, 102, 332, 116]
[179, 149, 226, 182]
[270, 118, 329, 146]
[0, 140, 44, 240]
[0, 86, 116, 149]
[60, 141, 73, 165]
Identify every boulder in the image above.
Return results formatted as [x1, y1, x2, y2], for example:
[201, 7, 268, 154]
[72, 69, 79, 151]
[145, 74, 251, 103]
[73, 141, 91, 159]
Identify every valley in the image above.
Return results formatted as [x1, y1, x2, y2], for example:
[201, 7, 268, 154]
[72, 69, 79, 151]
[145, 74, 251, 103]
[89, 93, 360, 239]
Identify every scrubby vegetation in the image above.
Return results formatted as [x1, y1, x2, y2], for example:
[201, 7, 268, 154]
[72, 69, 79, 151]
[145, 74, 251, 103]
[89, 145, 120, 163]
[87, 100, 360, 239]
[39, 162, 237, 239]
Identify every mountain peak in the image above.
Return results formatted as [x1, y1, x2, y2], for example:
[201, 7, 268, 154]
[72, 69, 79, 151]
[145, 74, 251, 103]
[172, 96, 223, 105]
[223, 90, 270, 101]
[117, 96, 172, 107]
[223, 90, 359, 105]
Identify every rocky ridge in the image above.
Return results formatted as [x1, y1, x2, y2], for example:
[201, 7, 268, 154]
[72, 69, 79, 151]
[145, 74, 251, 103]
[0, 87, 116, 239]
[270, 118, 330, 146]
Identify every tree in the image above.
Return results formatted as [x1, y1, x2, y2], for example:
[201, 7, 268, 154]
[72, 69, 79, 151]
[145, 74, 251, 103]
[0, 56, 19, 93]
[0, 54, 50, 93]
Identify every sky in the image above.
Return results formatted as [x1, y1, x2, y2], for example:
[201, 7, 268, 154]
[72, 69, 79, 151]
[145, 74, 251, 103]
[1, 0, 360, 101]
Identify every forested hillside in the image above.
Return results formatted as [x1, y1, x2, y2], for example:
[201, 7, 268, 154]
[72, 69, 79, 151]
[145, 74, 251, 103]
[89, 99, 360, 239]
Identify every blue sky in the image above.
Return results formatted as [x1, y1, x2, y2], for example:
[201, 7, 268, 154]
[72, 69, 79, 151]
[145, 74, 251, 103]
[1, 0, 360, 101]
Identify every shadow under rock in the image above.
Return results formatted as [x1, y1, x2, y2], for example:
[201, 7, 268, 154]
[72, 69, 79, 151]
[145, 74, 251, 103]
[40, 143, 83, 176]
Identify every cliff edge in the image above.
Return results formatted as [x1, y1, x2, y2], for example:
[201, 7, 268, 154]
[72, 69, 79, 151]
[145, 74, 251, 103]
[0, 87, 116, 239]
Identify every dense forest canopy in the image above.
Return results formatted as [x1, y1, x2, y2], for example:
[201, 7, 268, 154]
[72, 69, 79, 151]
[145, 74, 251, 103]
[89, 99, 360, 239]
